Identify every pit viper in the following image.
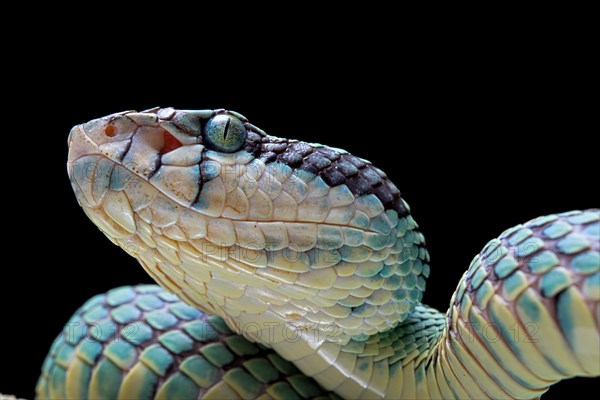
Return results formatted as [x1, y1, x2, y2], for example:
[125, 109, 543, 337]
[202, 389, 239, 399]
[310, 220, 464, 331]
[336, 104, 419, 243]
[37, 107, 599, 399]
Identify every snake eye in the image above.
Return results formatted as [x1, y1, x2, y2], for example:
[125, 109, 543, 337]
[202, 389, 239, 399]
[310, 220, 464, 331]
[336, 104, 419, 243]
[203, 114, 247, 153]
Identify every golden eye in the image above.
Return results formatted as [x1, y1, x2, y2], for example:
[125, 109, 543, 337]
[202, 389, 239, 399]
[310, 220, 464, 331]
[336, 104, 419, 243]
[203, 114, 246, 153]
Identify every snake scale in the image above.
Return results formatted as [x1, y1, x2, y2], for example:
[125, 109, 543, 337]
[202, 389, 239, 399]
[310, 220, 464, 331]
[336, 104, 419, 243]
[36, 107, 599, 399]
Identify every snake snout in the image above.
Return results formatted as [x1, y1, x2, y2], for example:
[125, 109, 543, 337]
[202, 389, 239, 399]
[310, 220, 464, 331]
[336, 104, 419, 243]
[67, 125, 98, 169]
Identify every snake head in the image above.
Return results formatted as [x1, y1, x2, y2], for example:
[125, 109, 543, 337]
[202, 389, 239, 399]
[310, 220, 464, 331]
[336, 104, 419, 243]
[67, 107, 429, 344]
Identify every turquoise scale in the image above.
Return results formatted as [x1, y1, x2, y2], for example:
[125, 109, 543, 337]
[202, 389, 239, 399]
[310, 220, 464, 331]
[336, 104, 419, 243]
[35, 285, 342, 400]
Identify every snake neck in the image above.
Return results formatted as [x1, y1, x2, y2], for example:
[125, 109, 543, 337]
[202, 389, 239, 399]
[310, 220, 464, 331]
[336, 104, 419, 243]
[276, 210, 600, 399]
[267, 303, 444, 399]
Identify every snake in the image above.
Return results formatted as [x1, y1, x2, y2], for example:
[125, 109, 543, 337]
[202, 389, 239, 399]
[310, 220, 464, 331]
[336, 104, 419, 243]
[36, 107, 599, 399]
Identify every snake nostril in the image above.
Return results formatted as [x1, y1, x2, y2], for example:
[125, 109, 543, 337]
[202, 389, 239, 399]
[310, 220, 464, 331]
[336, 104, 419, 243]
[104, 125, 117, 137]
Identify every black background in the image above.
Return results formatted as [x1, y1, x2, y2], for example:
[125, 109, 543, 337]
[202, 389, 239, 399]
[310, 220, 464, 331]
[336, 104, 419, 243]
[3, 36, 597, 398]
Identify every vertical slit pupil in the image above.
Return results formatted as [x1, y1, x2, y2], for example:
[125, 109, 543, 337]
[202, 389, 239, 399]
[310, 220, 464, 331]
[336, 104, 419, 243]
[223, 118, 231, 140]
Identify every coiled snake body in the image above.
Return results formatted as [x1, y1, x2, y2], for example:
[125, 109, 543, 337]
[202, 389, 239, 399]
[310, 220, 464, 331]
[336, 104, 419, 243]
[38, 108, 599, 399]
